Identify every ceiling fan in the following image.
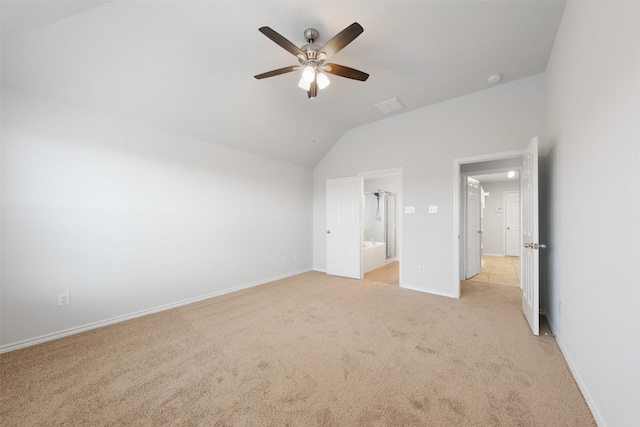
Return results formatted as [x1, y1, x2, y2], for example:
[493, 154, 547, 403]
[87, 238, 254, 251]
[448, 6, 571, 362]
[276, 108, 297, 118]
[254, 22, 369, 99]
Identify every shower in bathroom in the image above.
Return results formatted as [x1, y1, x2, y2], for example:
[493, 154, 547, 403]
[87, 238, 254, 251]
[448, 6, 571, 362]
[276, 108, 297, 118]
[363, 190, 397, 260]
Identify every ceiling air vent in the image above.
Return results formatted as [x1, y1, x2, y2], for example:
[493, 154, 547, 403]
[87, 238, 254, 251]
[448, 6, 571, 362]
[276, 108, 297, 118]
[374, 97, 405, 115]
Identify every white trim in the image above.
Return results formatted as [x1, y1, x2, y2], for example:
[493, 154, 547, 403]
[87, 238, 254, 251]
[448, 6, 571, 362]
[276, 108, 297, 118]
[0, 268, 312, 354]
[453, 166, 462, 298]
[401, 284, 457, 299]
[455, 149, 525, 165]
[546, 318, 605, 427]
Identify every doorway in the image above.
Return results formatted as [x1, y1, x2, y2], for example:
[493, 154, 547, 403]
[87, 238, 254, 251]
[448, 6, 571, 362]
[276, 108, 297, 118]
[454, 137, 541, 335]
[454, 152, 523, 298]
[462, 174, 520, 286]
[465, 172, 521, 282]
[360, 168, 403, 286]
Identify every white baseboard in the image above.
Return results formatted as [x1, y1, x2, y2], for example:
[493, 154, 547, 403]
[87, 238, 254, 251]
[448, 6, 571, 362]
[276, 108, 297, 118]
[546, 318, 605, 427]
[483, 252, 506, 257]
[0, 268, 312, 354]
[401, 283, 457, 299]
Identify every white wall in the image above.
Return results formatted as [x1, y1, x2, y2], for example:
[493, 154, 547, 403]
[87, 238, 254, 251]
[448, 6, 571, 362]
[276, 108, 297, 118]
[1, 88, 313, 350]
[477, 180, 520, 256]
[313, 74, 545, 296]
[364, 175, 402, 195]
[544, 1, 640, 426]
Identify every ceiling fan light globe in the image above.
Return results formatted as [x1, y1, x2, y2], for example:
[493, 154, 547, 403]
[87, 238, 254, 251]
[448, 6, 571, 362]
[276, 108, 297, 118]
[298, 77, 311, 91]
[302, 65, 316, 83]
[317, 72, 330, 90]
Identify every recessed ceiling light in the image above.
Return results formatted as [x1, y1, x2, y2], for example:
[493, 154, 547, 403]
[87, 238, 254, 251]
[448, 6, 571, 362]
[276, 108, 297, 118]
[488, 73, 503, 84]
[374, 98, 405, 115]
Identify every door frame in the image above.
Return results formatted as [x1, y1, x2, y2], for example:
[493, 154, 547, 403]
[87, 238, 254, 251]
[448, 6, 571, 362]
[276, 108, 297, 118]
[358, 167, 403, 287]
[453, 150, 525, 298]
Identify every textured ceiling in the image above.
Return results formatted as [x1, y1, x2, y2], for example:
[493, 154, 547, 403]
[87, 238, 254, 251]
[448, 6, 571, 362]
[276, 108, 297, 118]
[1, 1, 566, 168]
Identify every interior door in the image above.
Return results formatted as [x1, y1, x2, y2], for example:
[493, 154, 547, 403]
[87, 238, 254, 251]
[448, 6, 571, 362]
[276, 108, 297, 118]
[465, 177, 481, 278]
[326, 177, 363, 279]
[505, 191, 520, 256]
[521, 137, 540, 335]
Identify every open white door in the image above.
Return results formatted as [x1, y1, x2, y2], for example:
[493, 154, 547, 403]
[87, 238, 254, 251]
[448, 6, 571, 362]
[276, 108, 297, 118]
[465, 177, 481, 278]
[326, 177, 363, 279]
[505, 191, 520, 256]
[521, 137, 542, 335]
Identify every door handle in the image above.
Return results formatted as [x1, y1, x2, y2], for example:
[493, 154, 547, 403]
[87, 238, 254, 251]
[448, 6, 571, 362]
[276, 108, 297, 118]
[326, 230, 331, 234]
[478, 230, 483, 234]
[524, 243, 547, 249]
[506, 227, 510, 230]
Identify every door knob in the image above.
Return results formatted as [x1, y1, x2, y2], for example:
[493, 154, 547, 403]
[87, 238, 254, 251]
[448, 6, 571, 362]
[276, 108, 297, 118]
[506, 227, 510, 230]
[525, 242, 547, 249]
[326, 230, 331, 234]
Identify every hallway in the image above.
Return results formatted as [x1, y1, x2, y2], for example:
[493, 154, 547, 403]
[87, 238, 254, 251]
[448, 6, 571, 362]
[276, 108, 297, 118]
[470, 255, 520, 287]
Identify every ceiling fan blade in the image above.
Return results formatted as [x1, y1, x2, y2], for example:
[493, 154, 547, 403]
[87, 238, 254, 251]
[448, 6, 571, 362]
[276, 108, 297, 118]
[259, 27, 305, 57]
[324, 63, 369, 81]
[319, 22, 364, 58]
[254, 66, 299, 80]
[308, 79, 318, 99]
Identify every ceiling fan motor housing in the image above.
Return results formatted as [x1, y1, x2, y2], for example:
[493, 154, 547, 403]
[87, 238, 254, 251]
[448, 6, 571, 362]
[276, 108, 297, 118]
[303, 28, 319, 43]
[299, 28, 323, 65]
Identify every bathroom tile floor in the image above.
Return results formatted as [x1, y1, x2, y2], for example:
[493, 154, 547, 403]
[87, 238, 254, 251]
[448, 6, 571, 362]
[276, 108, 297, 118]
[471, 255, 520, 287]
[365, 257, 518, 288]
[364, 261, 399, 285]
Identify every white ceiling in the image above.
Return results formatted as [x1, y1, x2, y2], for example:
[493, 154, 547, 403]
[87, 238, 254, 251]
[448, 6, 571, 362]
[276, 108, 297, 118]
[1, 1, 566, 168]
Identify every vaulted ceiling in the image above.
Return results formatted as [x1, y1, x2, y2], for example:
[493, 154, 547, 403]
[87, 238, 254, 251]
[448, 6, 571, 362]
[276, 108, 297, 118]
[1, 1, 566, 168]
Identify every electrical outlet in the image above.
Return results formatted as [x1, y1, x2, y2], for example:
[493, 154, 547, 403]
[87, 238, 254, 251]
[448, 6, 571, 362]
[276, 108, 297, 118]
[419, 265, 425, 273]
[58, 292, 70, 307]
[429, 205, 438, 214]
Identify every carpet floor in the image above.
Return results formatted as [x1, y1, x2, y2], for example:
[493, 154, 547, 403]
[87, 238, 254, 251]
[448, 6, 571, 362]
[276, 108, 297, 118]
[1, 270, 594, 426]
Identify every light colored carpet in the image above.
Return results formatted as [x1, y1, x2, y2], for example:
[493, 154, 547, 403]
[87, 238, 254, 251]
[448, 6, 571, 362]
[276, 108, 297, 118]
[1, 271, 594, 426]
